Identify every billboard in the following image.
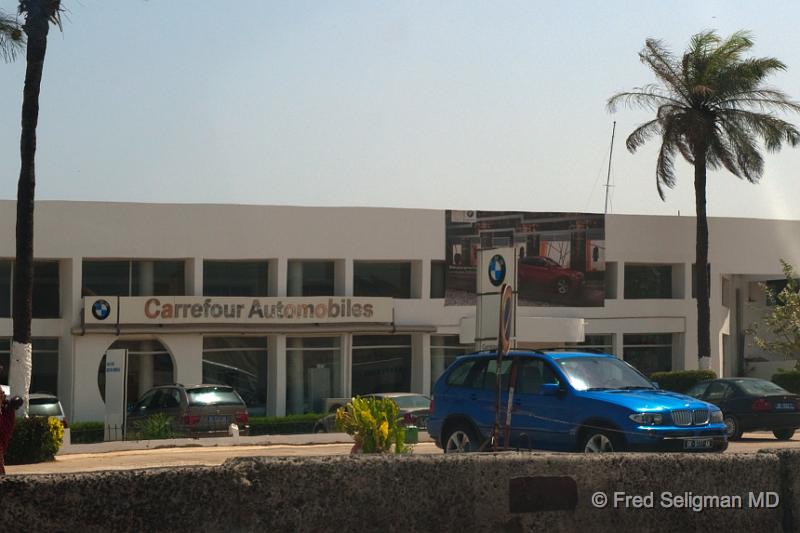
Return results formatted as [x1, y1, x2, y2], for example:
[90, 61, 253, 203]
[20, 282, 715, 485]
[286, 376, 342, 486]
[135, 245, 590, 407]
[445, 210, 605, 307]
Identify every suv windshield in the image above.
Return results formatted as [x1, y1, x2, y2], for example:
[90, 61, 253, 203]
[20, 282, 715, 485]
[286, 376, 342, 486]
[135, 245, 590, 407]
[187, 387, 243, 406]
[28, 398, 63, 417]
[558, 357, 655, 391]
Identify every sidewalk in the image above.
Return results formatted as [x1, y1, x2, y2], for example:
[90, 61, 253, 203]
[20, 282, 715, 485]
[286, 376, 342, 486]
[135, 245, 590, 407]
[59, 431, 434, 455]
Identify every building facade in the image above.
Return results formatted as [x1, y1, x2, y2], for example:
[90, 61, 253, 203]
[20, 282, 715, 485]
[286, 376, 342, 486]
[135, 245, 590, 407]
[0, 201, 798, 422]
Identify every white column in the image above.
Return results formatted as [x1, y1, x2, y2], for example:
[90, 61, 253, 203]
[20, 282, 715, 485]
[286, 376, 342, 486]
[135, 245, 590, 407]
[612, 332, 623, 359]
[344, 259, 354, 296]
[272, 259, 288, 297]
[267, 335, 287, 416]
[287, 337, 304, 414]
[188, 258, 203, 296]
[411, 333, 431, 394]
[341, 334, 352, 398]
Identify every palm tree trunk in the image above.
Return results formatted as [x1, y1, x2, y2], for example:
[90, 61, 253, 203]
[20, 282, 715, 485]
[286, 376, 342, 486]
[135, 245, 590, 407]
[10, 2, 51, 416]
[693, 149, 712, 369]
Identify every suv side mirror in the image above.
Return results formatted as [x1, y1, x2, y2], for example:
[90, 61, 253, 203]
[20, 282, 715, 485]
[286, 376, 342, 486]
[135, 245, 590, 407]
[541, 383, 560, 396]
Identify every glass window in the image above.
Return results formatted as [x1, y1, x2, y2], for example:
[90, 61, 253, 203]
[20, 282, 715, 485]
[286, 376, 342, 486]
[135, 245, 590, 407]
[685, 382, 710, 398]
[445, 359, 480, 388]
[202, 337, 268, 416]
[0, 261, 10, 318]
[84, 260, 186, 297]
[0, 261, 60, 318]
[97, 340, 175, 405]
[28, 397, 64, 417]
[203, 261, 269, 297]
[567, 334, 613, 355]
[623, 334, 673, 377]
[287, 261, 335, 297]
[286, 337, 342, 414]
[557, 356, 655, 391]
[735, 379, 788, 396]
[479, 358, 513, 390]
[132, 260, 185, 296]
[430, 261, 446, 299]
[705, 381, 734, 402]
[33, 261, 60, 318]
[516, 359, 560, 395]
[353, 262, 412, 299]
[31, 338, 59, 395]
[624, 264, 672, 299]
[352, 335, 412, 395]
[430, 335, 472, 387]
[82, 260, 129, 296]
[0, 339, 9, 385]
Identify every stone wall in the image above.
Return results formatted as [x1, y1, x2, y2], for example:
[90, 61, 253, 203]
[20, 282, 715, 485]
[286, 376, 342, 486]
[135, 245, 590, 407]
[0, 451, 795, 532]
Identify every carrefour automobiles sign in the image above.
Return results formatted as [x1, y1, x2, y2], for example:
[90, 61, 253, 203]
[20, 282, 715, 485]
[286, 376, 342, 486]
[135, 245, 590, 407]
[83, 296, 393, 325]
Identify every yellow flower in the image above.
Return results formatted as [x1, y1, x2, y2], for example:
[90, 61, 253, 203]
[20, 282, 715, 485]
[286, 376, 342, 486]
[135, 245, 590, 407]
[379, 420, 389, 440]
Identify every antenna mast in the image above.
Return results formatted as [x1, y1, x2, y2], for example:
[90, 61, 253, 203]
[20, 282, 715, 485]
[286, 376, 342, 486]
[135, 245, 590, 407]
[604, 121, 616, 215]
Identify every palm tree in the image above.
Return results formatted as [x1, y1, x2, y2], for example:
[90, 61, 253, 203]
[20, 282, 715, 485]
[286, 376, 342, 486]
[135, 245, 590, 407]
[608, 30, 800, 369]
[8, 0, 62, 416]
[0, 9, 24, 62]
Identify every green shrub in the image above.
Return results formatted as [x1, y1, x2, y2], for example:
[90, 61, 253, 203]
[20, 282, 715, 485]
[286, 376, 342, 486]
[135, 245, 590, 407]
[649, 369, 717, 394]
[69, 421, 105, 444]
[248, 413, 324, 436]
[772, 371, 800, 394]
[131, 413, 175, 440]
[6, 416, 64, 465]
[335, 397, 408, 454]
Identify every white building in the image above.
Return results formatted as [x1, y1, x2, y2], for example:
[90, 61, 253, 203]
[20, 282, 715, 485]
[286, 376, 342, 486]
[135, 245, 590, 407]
[0, 201, 797, 422]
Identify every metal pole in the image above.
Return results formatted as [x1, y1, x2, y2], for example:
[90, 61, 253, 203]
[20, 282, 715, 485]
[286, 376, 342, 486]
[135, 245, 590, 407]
[604, 121, 616, 215]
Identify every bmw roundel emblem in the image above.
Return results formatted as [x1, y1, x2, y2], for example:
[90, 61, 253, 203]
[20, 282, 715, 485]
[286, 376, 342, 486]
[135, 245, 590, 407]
[92, 299, 111, 321]
[488, 254, 506, 287]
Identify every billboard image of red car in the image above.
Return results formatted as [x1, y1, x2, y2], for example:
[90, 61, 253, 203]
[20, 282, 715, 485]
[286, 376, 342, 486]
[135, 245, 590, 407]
[445, 210, 605, 307]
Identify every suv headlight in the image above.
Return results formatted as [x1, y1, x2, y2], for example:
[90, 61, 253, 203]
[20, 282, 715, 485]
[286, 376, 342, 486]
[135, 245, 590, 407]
[629, 412, 664, 425]
[710, 410, 724, 424]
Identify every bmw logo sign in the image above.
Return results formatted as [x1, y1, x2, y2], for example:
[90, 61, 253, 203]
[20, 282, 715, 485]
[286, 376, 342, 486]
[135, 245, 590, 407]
[488, 255, 506, 286]
[92, 299, 111, 321]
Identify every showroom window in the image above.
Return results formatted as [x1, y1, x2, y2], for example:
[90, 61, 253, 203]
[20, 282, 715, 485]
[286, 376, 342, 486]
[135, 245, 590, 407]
[624, 264, 672, 299]
[287, 261, 335, 297]
[97, 340, 174, 405]
[352, 335, 412, 395]
[623, 334, 673, 377]
[203, 261, 269, 297]
[0, 260, 61, 318]
[202, 337, 268, 416]
[83, 260, 185, 297]
[0, 338, 59, 396]
[353, 262, 412, 299]
[430, 261, 446, 299]
[430, 335, 472, 387]
[286, 337, 342, 414]
[567, 334, 614, 355]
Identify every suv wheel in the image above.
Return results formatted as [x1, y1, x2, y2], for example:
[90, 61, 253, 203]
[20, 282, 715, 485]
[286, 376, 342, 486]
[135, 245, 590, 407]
[581, 430, 619, 453]
[773, 428, 795, 440]
[724, 415, 743, 441]
[443, 423, 480, 453]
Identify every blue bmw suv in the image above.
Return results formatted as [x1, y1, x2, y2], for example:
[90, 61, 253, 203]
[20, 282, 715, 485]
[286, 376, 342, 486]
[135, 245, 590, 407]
[428, 351, 728, 453]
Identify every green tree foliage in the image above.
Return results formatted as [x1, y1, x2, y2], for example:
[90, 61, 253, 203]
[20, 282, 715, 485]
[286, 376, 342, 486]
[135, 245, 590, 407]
[0, 9, 24, 62]
[609, 31, 800, 362]
[750, 260, 800, 362]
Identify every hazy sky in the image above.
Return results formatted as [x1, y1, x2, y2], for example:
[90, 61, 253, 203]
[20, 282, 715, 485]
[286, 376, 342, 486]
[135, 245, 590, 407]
[1, 0, 800, 219]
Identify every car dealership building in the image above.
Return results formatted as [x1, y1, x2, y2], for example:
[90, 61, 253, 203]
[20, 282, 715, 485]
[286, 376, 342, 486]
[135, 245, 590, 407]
[1, 201, 798, 422]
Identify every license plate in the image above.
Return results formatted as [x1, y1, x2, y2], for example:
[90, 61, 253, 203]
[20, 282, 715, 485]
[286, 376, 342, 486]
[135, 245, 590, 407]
[208, 415, 230, 426]
[684, 438, 713, 450]
[776, 403, 795, 410]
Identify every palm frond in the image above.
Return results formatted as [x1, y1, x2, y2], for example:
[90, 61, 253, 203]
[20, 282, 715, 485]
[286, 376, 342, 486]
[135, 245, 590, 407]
[607, 85, 683, 112]
[639, 38, 691, 102]
[0, 10, 24, 63]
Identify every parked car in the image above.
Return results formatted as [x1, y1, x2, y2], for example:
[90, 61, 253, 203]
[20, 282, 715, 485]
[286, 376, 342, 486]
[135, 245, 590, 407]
[28, 393, 68, 427]
[428, 350, 728, 453]
[313, 392, 430, 433]
[126, 384, 250, 438]
[685, 378, 800, 440]
[518, 256, 584, 296]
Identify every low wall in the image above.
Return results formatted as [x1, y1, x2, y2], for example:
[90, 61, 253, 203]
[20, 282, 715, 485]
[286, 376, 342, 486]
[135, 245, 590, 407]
[0, 451, 796, 532]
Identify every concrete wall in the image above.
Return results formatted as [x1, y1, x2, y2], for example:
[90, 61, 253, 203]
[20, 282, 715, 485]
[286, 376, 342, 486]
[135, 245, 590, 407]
[1, 451, 797, 532]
